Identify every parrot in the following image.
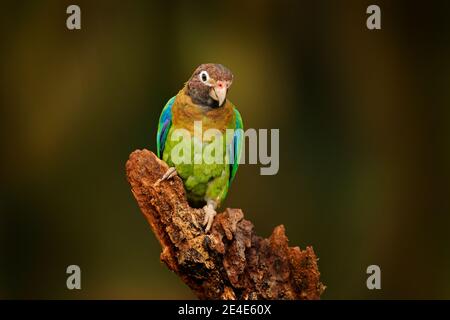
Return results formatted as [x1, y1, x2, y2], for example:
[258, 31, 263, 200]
[155, 63, 243, 232]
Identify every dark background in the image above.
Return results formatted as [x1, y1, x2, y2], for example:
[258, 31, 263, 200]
[1, 0, 450, 299]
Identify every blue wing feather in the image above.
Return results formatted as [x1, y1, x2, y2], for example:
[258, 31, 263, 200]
[229, 107, 244, 183]
[156, 96, 176, 158]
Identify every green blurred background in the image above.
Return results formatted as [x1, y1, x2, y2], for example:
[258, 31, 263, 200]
[1, 0, 450, 299]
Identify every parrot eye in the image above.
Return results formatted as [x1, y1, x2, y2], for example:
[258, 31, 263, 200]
[199, 71, 210, 83]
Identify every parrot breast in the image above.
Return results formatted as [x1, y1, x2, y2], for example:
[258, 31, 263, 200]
[162, 88, 236, 207]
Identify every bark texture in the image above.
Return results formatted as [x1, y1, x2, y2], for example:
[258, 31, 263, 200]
[126, 149, 325, 300]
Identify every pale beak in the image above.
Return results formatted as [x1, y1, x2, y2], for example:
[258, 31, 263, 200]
[209, 81, 227, 106]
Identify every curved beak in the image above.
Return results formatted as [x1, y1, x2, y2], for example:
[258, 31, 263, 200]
[209, 81, 227, 106]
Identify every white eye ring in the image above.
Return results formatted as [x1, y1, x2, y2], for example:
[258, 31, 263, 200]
[199, 71, 210, 83]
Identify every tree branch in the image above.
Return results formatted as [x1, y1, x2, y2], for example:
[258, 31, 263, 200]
[126, 149, 325, 300]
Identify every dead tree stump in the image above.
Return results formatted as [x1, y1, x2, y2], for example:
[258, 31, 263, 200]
[126, 149, 325, 300]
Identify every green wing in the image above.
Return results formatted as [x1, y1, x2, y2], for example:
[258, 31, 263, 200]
[156, 96, 176, 158]
[229, 107, 244, 184]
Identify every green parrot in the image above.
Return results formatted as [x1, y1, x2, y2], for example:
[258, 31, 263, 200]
[155, 63, 243, 232]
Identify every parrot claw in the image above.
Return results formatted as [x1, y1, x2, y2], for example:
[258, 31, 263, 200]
[153, 167, 177, 187]
[203, 203, 217, 233]
[190, 213, 201, 229]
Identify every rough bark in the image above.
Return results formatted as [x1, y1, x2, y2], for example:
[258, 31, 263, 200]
[126, 149, 325, 300]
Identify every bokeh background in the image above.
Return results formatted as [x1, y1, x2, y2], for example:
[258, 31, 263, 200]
[1, 0, 450, 299]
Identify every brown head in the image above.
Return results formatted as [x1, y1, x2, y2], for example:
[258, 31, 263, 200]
[186, 63, 233, 108]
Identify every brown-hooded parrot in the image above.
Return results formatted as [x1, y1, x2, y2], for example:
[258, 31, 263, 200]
[156, 63, 243, 232]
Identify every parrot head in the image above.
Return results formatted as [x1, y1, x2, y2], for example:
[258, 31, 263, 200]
[187, 63, 233, 108]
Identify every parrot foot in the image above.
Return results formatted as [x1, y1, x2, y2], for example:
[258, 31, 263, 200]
[190, 213, 201, 229]
[203, 201, 217, 233]
[153, 167, 177, 187]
